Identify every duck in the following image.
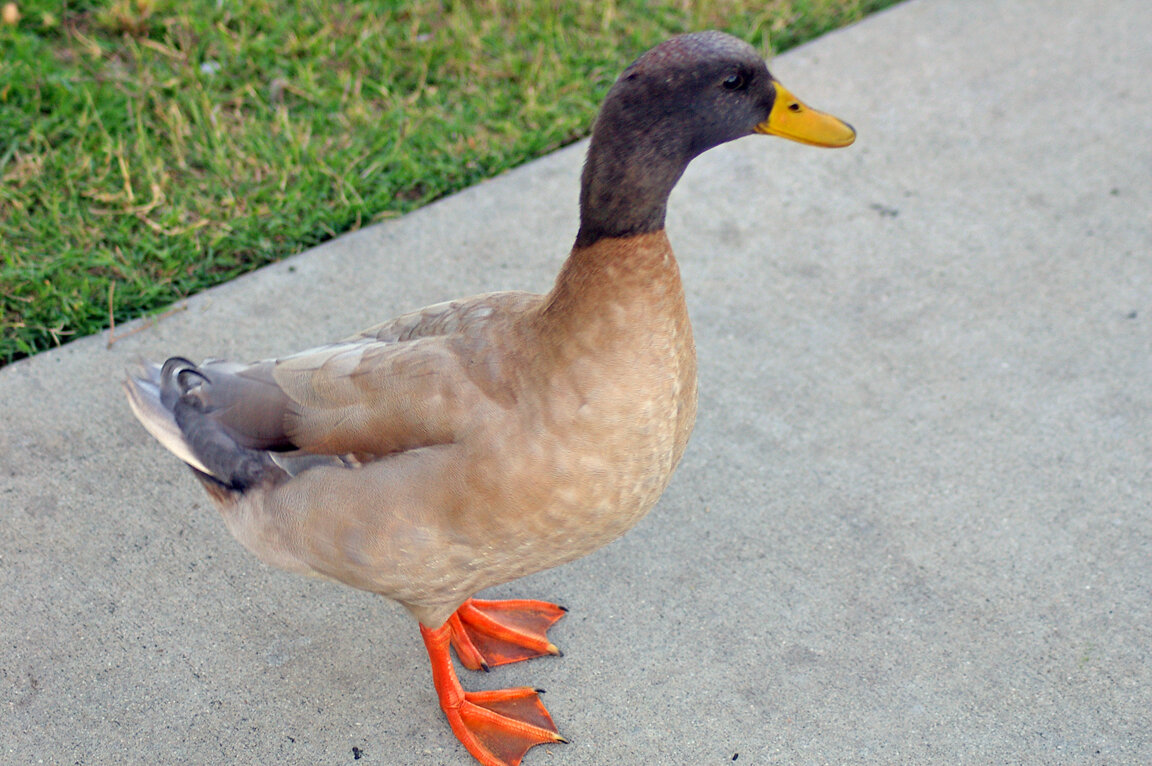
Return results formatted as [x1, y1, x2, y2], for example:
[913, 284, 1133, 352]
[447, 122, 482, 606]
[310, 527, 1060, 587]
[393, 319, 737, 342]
[124, 30, 854, 766]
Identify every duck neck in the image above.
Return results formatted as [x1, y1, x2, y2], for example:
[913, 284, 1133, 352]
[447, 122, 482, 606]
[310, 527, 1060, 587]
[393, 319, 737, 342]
[573, 107, 693, 249]
[541, 230, 684, 339]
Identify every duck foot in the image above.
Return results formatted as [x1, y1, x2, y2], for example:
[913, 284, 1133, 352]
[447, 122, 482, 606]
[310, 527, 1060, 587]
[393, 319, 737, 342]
[422, 621, 568, 766]
[448, 598, 567, 671]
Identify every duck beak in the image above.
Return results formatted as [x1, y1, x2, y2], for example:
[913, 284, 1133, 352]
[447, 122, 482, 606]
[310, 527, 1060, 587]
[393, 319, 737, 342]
[754, 81, 856, 148]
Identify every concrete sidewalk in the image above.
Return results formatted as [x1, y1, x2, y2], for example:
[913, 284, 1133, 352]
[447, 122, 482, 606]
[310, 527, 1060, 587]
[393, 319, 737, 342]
[4, 0, 1151, 762]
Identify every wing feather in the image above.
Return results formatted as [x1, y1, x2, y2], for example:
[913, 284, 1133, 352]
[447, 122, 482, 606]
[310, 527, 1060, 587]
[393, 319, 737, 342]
[272, 291, 542, 457]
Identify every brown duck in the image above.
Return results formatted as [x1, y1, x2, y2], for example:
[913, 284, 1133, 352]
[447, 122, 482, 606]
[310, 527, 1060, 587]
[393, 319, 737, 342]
[125, 30, 854, 766]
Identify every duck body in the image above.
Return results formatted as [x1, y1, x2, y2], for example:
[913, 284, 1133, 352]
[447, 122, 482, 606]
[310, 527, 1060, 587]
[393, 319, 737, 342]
[125, 30, 853, 766]
[165, 229, 694, 627]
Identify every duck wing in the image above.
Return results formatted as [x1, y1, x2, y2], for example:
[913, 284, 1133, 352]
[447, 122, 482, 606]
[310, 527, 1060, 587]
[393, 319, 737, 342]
[125, 290, 541, 485]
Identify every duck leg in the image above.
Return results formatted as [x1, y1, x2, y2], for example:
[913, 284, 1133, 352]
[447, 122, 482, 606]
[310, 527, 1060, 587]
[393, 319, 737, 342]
[448, 598, 568, 671]
[421, 621, 567, 766]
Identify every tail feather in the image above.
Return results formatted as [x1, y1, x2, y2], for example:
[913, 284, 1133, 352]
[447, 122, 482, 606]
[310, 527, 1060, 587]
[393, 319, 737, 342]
[124, 360, 213, 476]
[125, 357, 285, 491]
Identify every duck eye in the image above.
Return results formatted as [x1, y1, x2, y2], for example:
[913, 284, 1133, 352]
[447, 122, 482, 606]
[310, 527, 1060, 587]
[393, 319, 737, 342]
[722, 73, 747, 91]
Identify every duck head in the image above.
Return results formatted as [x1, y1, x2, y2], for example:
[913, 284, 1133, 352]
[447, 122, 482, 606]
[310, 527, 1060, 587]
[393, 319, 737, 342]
[576, 30, 855, 248]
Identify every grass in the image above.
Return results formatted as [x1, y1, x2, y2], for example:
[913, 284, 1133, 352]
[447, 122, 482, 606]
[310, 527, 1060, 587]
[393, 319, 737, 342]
[0, 0, 900, 365]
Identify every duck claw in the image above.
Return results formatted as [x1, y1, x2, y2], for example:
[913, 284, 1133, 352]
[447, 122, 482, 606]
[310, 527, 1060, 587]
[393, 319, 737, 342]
[422, 620, 568, 766]
[449, 598, 567, 671]
[452, 688, 565, 765]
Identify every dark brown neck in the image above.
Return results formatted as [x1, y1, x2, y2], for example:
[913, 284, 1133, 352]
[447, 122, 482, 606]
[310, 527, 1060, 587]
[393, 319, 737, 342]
[574, 102, 693, 249]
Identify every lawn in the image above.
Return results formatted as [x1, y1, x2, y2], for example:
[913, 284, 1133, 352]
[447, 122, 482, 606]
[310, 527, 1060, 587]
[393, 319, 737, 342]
[0, 0, 900, 365]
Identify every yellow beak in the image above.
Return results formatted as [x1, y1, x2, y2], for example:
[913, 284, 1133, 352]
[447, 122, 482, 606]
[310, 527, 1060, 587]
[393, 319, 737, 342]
[754, 81, 856, 148]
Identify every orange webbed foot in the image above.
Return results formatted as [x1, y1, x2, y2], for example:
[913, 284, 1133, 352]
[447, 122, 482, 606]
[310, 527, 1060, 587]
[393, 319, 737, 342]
[449, 597, 567, 671]
[422, 621, 568, 766]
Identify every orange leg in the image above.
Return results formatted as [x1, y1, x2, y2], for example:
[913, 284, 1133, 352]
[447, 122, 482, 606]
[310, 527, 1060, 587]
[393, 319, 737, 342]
[421, 620, 568, 766]
[448, 598, 568, 671]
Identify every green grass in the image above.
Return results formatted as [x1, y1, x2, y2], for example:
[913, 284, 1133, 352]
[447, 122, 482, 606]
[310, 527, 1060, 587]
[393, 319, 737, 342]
[0, 0, 900, 365]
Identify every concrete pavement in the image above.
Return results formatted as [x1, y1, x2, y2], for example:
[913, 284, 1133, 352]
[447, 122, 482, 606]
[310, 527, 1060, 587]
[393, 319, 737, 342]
[3, 0, 1151, 762]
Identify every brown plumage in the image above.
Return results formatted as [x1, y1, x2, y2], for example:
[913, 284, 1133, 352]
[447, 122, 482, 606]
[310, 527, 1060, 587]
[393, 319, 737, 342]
[125, 30, 854, 766]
